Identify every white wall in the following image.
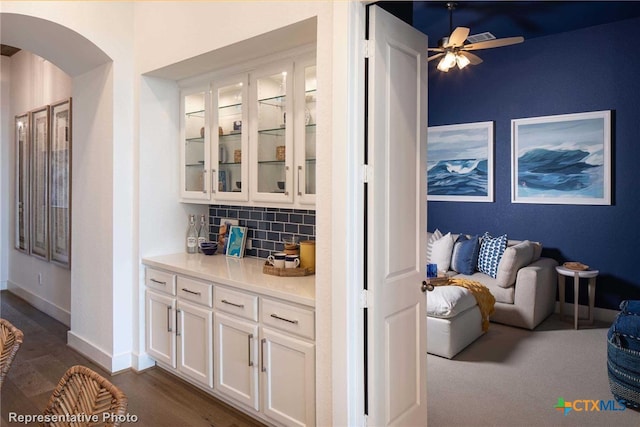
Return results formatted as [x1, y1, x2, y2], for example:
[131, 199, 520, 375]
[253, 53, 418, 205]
[4, 51, 72, 324]
[1, 2, 136, 372]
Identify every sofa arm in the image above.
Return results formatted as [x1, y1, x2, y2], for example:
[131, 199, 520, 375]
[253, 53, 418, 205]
[512, 257, 559, 329]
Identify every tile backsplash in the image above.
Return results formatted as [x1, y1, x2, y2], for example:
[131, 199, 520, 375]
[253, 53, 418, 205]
[208, 205, 315, 259]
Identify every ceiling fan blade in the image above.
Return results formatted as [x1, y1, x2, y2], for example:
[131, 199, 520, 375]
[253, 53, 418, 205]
[464, 36, 524, 51]
[459, 51, 483, 65]
[428, 47, 445, 52]
[444, 27, 470, 48]
[427, 53, 445, 62]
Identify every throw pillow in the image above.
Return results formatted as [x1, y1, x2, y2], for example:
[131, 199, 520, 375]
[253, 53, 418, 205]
[477, 232, 507, 278]
[495, 240, 534, 288]
[451, 235, 480, 275]
[426, 229, 443, 263]
[430, 232, 454, 273]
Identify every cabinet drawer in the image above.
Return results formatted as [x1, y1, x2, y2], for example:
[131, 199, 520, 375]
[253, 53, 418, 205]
[214, 287, 258, 322]
[177, 276, 213, 307]
[146, 268, 176, 295]
[261, 298, 314, 340]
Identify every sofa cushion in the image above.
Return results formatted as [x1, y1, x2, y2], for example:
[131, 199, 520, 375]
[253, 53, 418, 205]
[427, 285, 477, 319]
[453, 272, 515, 304]
[429, 232, 454, 273]
[426, 229, 443, 263]
[495, 240, 535, 288]
[451, 235, 480, 275]
[477, 233, 507, 278]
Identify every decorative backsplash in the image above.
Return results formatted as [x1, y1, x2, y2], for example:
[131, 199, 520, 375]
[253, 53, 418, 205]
[208, 205, 316, 259]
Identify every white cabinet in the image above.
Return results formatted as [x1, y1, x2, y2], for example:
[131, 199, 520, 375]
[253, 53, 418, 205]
[260, 297, 316, 427]
[145, 265, 315, 427]
[145, 268, 213, 388]
[180, 86, 211, 200]
[179, 51, 316, 208]
[214, 312, 259, 410]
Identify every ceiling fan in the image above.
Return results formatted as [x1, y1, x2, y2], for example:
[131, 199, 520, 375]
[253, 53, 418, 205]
[428, 2, 524, 72]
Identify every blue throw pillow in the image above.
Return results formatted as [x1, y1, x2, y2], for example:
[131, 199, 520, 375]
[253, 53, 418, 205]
[451, 235, 480, 275]
[477, 232, 507, 278]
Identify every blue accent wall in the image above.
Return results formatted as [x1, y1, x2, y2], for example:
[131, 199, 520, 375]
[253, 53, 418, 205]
[427, 17, 640, 311]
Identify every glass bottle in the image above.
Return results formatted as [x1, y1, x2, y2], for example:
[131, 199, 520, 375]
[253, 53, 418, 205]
[197, 214, 208, 252]
[186, 214, 198, 254]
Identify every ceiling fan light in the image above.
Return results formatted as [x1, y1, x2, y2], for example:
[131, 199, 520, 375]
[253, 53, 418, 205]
[456, 53, 471, 69]
[438, 51, 456, 72]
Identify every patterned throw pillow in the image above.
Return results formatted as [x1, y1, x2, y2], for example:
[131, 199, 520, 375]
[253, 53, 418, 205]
[477, 232, 507, 278]
[426, 229, 443, 263]
[451, 235, 480, 275]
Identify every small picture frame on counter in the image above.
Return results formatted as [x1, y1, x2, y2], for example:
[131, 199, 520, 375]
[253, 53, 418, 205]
[225, 225, 247, 258]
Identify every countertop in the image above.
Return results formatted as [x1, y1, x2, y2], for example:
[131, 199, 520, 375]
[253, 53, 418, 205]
[142, 253, 315, 307]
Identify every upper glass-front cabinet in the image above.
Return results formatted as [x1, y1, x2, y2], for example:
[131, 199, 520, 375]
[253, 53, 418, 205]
[181, 88, 210, 200]
[250, 63, 294, 203]
[213, 75, 249, 201]
[295, 59, 316, 204]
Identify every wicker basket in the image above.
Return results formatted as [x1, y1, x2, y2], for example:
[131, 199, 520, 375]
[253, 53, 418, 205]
[0, 318, 24, 388]
[276, 146, 286, 161]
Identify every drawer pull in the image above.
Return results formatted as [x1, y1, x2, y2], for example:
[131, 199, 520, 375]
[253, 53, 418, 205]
[176, 309, 181, 336]
[150, 278, 166, 286]
[261, 338, 267, 372]
[167, 306, 172, 332]
[221, 299, 245, 309]
[270, 313, 299, 325]
[248, 334, 254, 367]
[181, 288, 202, 296]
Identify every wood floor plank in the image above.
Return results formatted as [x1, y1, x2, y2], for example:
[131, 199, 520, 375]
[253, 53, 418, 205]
[1, 291, 266, 427]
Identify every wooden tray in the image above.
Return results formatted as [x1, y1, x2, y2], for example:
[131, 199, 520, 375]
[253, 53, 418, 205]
[263, 261, 314, 277]
[563, 262, 589, 271]
[427, 277, 450, 286]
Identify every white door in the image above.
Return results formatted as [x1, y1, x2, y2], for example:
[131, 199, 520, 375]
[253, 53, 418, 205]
[261, 328, 315, 427]
[177, 300, 213, 387]
[146, 290, 176, 368]
[214, 312, 259, 410]
[367, 5, 428, 426]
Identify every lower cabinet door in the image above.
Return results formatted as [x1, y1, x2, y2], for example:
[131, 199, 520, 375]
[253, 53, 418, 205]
[177, 300, 213, 387]
[260, 328, 315, 427]
[146, 290, 176, 368]
[214, 312, 259, 410]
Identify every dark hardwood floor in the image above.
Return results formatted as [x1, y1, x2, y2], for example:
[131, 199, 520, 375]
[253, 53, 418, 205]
[0, 290, 265, 427]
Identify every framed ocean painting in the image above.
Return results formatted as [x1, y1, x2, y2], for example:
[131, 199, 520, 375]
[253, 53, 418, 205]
[511, 111, 611, 205]
[427, 121, 494, 202]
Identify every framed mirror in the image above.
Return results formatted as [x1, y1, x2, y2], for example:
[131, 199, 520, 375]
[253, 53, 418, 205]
[30, 106, 50, 260]
[50, 99, 72, 267]
[15, 113, 29, 252]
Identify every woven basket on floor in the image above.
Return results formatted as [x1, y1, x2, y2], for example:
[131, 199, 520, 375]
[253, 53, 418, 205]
[42, 365, 128, 426]
[0, 318, 24, 389]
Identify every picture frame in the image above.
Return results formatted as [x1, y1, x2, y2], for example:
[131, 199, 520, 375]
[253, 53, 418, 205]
[30, 106, 50, 260]
[427, 121, 494, 202]
[225, 225, 247, 258]
[511, 110, 611, 205]
[15, 113, 30, 253]
[49, 98, 72, 267]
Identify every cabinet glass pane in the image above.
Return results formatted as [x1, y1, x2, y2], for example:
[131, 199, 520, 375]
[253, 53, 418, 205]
[217, 82, 243, 193]
[184, 92, 206, 193]
[304, 65, 317, 196]
[257, 71, 287, 194]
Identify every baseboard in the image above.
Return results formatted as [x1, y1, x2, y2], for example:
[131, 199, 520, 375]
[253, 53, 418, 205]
[6, 281, 71, 326]
[555, 302, 619, 324]
[132, 352, 156, 372]
[67, 330, 132, 374]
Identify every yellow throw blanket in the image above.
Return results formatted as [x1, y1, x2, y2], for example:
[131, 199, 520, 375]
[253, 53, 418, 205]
[434, 278, 496, 332]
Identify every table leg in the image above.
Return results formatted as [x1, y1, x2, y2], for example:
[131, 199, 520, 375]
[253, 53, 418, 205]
[588, 277, 596, 325]
[573, 272, 580, 330]
[558, 274, 566, 321]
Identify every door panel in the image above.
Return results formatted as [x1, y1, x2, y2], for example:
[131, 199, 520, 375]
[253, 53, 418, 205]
[146, 290, 176, 368]
[367, 5, 428, 426]
[177, 301, 213, 387]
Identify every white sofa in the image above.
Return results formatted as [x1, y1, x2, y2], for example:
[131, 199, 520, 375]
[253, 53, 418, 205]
[426, 231, 558, 358]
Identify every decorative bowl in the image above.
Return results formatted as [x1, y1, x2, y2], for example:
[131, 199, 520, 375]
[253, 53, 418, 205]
[200, 242, 218, 256]
[277, 181, 285, 190]
[236, 181, 242, 190]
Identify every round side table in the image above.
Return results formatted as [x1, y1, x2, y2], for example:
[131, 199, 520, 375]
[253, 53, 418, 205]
[555, 265, 599, 329]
